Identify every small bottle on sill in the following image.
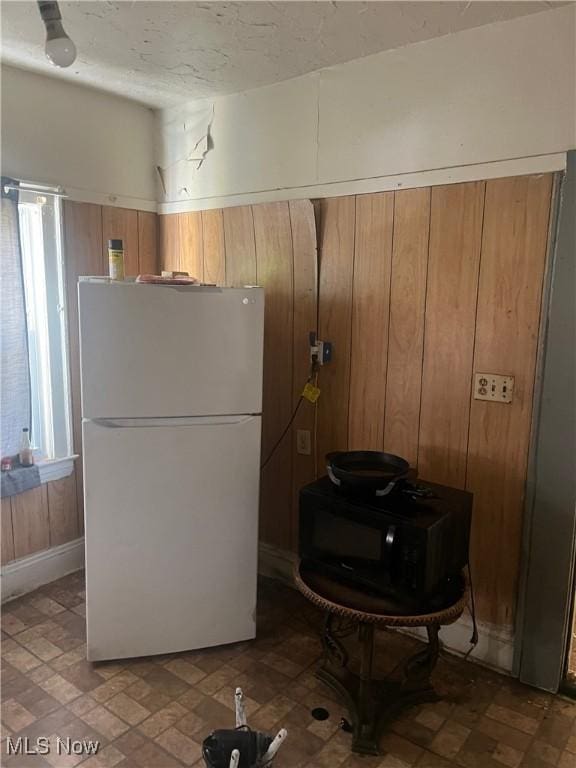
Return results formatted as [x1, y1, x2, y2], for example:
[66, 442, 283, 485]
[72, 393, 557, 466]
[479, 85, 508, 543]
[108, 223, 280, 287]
[19, 427, 34, 467]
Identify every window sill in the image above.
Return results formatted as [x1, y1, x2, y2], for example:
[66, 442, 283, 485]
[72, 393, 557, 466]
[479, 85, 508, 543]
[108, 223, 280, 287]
[37, 455, 78, 484]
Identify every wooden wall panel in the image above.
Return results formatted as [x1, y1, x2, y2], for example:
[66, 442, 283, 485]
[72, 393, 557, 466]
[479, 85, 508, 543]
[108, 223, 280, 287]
[467, 174, 553, 626]
[12, 486, 49, 559]
[223, 206, 257, 287]
[63, 200, 105, 280]
[316, 197, 356, 468]
[159, 214, 181, 271]
[152, 181, 554, 633]
[418, 182, 484, 487]
[180, 212, 204, 281]
[289, 200, 318, 549]
[2, 472, 80, 564]
[137, 211, 159, 274]
[348, 193, 394, 450]
[202, 209, 225, 286]
[1, 501, 14, 564]
[63, 200, 105, 532]
[384, 188, 430, 467]
[253, 202, 294, 550]
[47, 474, 79, 548]
[101, 206, 139, 276]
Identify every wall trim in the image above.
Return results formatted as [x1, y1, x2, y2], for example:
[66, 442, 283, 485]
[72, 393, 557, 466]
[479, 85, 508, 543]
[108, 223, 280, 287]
[400, 617, 514, 675]
[1, 538, 85, 604]
[258, 540, 297, 582]
[0, 173, 157, 212]
[64, 186, 157, 212]
[515, 152, 576, 691]
[37, 455, 78, 484]
[158, 152, 566, 214]
[258, 542, 514, 674]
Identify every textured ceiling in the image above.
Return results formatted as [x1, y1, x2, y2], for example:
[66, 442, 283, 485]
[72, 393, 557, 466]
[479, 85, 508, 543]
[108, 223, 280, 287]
[0, 1, 563, 108]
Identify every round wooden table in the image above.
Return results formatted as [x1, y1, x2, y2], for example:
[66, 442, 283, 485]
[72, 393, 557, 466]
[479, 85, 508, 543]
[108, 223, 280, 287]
[293, 561, 468, 756]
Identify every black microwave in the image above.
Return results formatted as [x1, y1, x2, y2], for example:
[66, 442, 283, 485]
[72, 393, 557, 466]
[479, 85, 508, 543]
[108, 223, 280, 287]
[299, 476, 472, 604]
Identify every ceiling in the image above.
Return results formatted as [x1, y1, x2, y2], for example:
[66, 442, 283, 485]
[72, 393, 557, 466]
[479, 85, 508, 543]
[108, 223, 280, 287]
[0, 1, 563, 109]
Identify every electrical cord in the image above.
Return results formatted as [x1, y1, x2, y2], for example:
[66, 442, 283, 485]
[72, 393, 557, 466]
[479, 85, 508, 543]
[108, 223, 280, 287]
[260, 395, 305, 471]
[463, 561, 479, 660]
[261, 205, 323, 475]
[260, 347, 318, 472]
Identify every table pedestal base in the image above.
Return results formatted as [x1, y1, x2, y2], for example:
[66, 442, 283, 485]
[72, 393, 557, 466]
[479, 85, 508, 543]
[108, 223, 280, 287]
[318, 616, 440, 755]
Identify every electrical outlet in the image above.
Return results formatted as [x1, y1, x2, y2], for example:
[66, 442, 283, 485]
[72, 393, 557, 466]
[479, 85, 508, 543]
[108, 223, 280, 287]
[309, 332, 332, 365]
[296, 429, 312, 455]
[474, 373, 514, 403]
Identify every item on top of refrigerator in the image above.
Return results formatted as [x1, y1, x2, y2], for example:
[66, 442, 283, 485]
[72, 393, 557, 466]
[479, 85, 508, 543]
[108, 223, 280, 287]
[108, 239, 125, 281]
[1, 456, 13, 471]
[136, 273, 200, 285]
[161, 270, 190, 278]
[19, 428, 34, 466]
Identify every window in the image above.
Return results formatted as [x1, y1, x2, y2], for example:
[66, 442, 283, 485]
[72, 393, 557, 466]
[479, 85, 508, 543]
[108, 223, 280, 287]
[18, 190, 72, 461]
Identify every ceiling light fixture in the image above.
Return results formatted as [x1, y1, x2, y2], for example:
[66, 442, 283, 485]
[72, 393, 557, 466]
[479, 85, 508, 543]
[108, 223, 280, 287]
[37, 1, 77, 68]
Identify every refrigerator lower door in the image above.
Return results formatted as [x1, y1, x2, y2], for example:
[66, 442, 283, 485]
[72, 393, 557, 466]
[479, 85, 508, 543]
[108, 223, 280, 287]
[82, 415, 261, 661]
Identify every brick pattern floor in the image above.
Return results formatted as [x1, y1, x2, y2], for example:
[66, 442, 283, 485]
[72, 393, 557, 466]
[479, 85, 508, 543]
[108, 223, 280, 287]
[1, 572, 575, 767]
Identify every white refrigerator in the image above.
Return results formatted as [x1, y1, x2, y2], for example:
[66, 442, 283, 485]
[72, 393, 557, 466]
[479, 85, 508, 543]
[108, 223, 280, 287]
[78, 279, 264, 661]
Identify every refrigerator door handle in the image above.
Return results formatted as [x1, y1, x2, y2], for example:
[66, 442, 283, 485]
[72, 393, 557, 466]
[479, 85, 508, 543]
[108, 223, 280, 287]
[88, 415, 259, 428]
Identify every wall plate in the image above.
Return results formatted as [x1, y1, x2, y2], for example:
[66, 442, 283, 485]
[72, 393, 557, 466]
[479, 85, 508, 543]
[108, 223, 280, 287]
[296, 429, 312, 455]
[474, 373, 514, 403]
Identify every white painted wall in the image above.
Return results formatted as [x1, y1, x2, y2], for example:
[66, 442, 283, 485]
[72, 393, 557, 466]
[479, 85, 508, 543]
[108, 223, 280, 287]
[157, 6, 575, 211]
[1, 66, 156, 209]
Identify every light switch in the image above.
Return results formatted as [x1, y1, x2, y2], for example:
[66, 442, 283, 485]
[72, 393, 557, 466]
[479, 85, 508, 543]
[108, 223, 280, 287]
[296, 429, 312, 455]
[474, 373, 514, 403]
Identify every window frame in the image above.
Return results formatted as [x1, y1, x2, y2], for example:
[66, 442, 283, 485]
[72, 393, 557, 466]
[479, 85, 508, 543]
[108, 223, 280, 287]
[18, 190, 73, 463]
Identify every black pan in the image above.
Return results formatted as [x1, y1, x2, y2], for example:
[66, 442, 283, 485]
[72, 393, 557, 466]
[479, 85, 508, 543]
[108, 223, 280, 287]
[326, 450, 410, 492]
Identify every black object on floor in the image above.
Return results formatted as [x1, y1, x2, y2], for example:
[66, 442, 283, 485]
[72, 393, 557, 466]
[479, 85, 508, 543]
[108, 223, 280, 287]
[311, 707, 330, 721]
[339, 718, 353, 733]
[202, 729, 273, 768]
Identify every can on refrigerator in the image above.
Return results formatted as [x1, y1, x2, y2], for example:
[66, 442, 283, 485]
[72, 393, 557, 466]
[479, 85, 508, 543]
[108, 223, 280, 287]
[108, 239, 125, 281]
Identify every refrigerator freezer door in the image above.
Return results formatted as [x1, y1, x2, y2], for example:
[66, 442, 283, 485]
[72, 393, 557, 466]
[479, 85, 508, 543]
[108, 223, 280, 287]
[78, 282, 264, 419]
[82, 415, 261, 661]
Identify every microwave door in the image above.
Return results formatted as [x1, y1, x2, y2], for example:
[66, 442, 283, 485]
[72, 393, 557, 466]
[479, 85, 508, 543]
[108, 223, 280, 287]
[307, 509, 399, 586]
[310, 509, 382, 564]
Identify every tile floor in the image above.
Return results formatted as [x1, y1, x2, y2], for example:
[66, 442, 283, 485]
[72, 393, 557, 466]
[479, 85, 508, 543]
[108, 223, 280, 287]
[1, 572, 575, 768]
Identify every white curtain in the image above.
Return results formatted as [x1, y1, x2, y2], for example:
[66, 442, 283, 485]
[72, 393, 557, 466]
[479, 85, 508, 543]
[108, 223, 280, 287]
[1, 182, 31, 456]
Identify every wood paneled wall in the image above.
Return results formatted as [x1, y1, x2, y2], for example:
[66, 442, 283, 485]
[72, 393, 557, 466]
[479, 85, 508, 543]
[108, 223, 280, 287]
[159, 174, 553, 629]
[314, 176, 553, 628]
[1, 202, 159, 568]
[160, 203, 318, 550]
[1, 473, 78, 564]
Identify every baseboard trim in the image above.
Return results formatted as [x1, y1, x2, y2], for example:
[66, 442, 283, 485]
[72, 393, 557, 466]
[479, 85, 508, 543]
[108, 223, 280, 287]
[400, 616, 514, 675]
[2, 538, 515, 672]
[258, 541, 297, 582]
[257, 542, 514, 674]
[1, 538, 85, 603]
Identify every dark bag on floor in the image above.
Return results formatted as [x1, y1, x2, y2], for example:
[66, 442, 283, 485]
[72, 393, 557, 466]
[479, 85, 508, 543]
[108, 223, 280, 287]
[202, 728, 273, 768]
